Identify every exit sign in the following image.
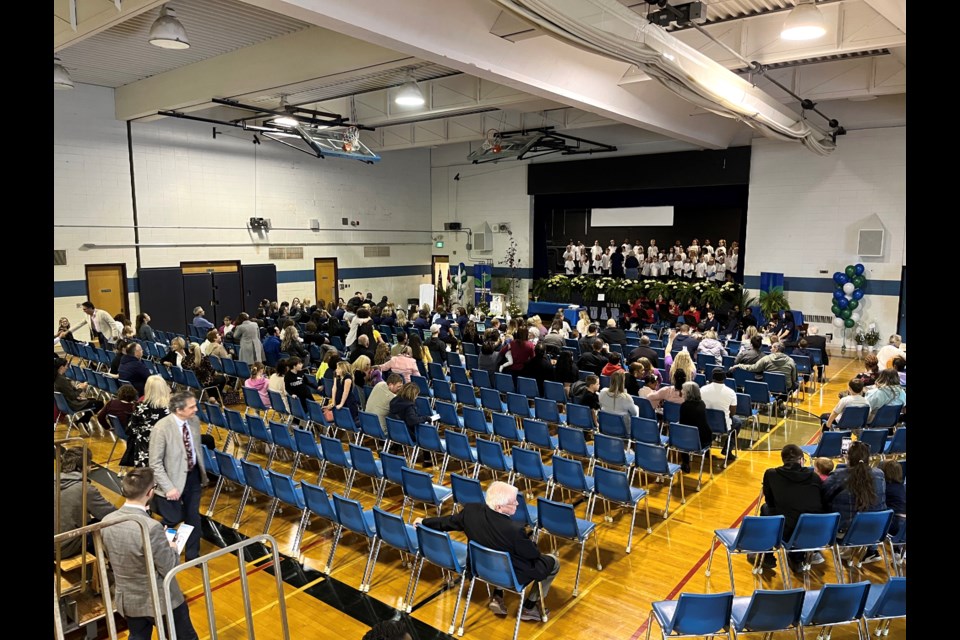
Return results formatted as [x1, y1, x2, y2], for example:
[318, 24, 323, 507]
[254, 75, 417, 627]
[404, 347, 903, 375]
[435, 241, 444, 248]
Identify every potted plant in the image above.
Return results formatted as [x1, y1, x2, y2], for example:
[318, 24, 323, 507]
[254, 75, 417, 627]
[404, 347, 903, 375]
[854, 328, 865, 354]
[864, 328, 881, 353]
[759, 286, 790, 324]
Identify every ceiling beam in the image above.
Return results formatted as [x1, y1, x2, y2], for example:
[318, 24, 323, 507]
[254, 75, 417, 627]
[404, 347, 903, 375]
[238, 0, 744, 149]
[861, 0, 906, 34]
[54, 0, 163, 51]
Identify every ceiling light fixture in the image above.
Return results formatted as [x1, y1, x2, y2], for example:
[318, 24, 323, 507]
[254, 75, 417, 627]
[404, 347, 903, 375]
[54, 56, 74, 90]
[394, 75, 426, 107]
[272, 96, 299, 127]
[149, 5, 190, 49]
[781, 0, 826, 41]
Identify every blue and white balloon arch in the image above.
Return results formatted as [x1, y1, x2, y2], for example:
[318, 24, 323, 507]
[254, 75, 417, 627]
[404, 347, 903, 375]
[830, 263, 867, 329]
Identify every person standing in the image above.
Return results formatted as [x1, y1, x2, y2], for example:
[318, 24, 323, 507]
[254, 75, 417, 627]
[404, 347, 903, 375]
[82, 300, 119, 347]
[149, 391, 207, 562]
[231, 313, 265, 364]
[100, 467, 200, 640]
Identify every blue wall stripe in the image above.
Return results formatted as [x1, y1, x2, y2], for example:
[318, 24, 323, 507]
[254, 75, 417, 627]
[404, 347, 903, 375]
[54, 278, 139, 298]
[742, 275, 901, 297]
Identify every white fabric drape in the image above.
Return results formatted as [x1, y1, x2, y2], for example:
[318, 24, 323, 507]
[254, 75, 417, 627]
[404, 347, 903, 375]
[493, 0, 835, 155]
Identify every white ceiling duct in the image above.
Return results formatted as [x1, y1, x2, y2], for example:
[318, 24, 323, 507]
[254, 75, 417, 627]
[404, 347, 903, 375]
[491, 0, 835, 155]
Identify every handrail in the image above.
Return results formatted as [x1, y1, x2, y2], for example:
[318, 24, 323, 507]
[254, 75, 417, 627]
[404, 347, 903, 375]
[54, 438, 91, 600]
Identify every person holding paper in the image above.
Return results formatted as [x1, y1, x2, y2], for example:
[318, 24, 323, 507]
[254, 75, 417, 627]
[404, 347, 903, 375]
[100, 467, 199, 640]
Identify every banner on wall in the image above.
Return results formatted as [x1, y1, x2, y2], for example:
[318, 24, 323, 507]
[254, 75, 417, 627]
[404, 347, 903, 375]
[473, 264, 492, 305]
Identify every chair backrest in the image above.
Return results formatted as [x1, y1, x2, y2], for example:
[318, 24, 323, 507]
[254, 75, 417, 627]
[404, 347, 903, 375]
[454, 382, 476, 405]
[516, 376, 539, 399]
[268, 421, 296, 452]
[633, 395, 657, 420]
[734, 393, 753, 417]
[267, 390, 288, 415]
[476, 437, 511, 472]
[468, 540, 524, 592]
[415, 423, 445, 454]
[557, 425, 592, 459]
[536, 497, 581, 540]
[385, 417, 416, 447]
[598, 410, 629, 438]
[348, 444, 382, 479]
[267, 470, 304, 508]
[802, 582, 870, 627]
[414, 396, 433, 419]
[358, 411, 388, 441]
[533, 397, 562, 424]
[492, 412, 522, 442]
[224, 408, 249, 436]
[663, 592, 734, 636]
[668, 422, 707, 453]
[418, 525, 465, 573]
[734, 589, 805, 633]
[551, 455, 591, 493]
[734, 515, 785, 552]
[593, 465, 633, 504]
[242, 386, 267, 411]
[480, 387, 504, 413]
[239, 459, 273, 496]
[401, 466, 442, 504]
[428, 361, 446, 382]
[450, 473, 485, 507]
[661, 401, 681, 425]
[785, 512, 841, 551]
[857, 429, 888, 458]
[742, 379, 770, 404]
[319, 434, 351, 467]
[835, 405, 869, 429]
[867, 403, 903, 429]
[106, 414, 128, 441]
[863, 577, 906, 620]
[332, 493, 373, 537]
[380, 451, 407, 485]
[213, 449, 243, 483]
[809, 430, 852, 459]
[462, 406, 493, 436]
[201, 445, 220, 476]
[471, 369, 492, 390]
[565, 403, 593, 430]
[543, 380, 568, 404]
[634, 442, 672, 476]
[594, 433, 630, 467]
[630, 416, 662, 445]
[763, 371, 789, 395]
[246, 413, 271, 443]
[842, 509, 894, 547]
[372, 507, 416, 553]
[493, 372, 515, 394]
[506, 392, 532, 418]
[205, 402, 227, 428]
[444, 430, 477, 464]
[511, 446, 549, 482]
[521, 419, 554, 450]
[886, 426, 906, 455]
[293, 426, 323, 459]
[705, 408, 727, 435]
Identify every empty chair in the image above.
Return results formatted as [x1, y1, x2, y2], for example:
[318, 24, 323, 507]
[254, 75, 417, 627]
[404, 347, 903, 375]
[475, 437, 515, 483]
[266, 470, 308, 555]
[633, 395, 658, 421]
[318, 435, 355, 494]
[428, 361, 447, 382]
[594, 432, 635, 474]
[245, 414, 274, 462]
[883, 427, 906, 459]
[516, 376, 540, 399]
[661, 401, 681, 427]
[535, 498, 601, 597]
[454, 382, 480, 408]
[565, 403, 594, 431]
[434, 380, 456, 403]
[410, 375, 433, 398]
[104, 414, 129, 468]
[357, 411, 390, 451]
[386, 417, 419, 465]
[237, 460, 276, 532]
[416, 422, 449, 479]
[493, 372, 516, 395]
[491, 412, 525, 445]
[598, 410, 629, 439]
[798, 582, 871, 640]
[887, 518, 906, 577]
[862, 576, 906, 637]
[857, 429, 889, 463]
[461, 405, 492, 437]
[634, 443, 684, 518]
[592, 466, 650, 553]
[631, 416, 668, 447]
[400, 466, 454, 521]
[557, 426, 595, 468]
[348, 443, 386, 505]
[729, 589, 805, 639]
[327, 494, 377, 580]
[533, 397, 566, 426]
[268, 421, 300, 473]
[735, 392, 760, 445]
[800, 430, 852, 461]
[407, 525, 469, 631]
[668, 423, 713, 490]
[480, 387, 508, 414]
[522, 418, 558, 453]
[242, 386, 270, 416]
[705, 515, 786, 592]
[333, 406, 361, 443]
[511, 446, 554, 498]
[470, 369, 492, 391]
[449, 366, 471, 387]
[450, 472, 485, 510]
[705, 408, 736, 467]
[550, 455, 595, 508]
[646, 592, 734, 640]
[743, 379, 774, 425]
[444, 430, 479, 478]
[208, 450, 244, 518]
[506, 392, 534, 419]
[543, 380, 567, 405]
[867, 403, 903, 430]
[364, 507, 420, 598]
[435, 400, 465, 431]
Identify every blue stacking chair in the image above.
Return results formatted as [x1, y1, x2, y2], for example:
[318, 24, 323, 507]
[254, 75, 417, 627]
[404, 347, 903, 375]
[415, 396, 436, 421]
[444, 430, 479, 478]
[836, 510, 894, 582]
[705, 515, 786, 592]
[357, 411, 389, 451]
[104, 414, 129, 468]
[857, 429, 889, 463]
[461, 405, 492, 436]
[633, 395, 658, 421]
[828, 405, 869, 431]
[631, 416, 668, 446]
[454, 382, 479, 408]
[705, 408, 736, 467]
[729, 589, 805, 639]
[292, 425, 325, 472]
[245, 413, 274, 462]
[416, 423, 449, 479]
[400, 466, 454, 521]
[592, 466, 650, 553]
[647, 592, 734, 640]
[522, 418, 558, 453]
[268, 420, 300, 473]
[494, 372, 515, 395]
[800, 430, 852, 461]
[550, 455, 595, 509]
[735, 392, 760, 445]
[446, 351, 461, 368]
[661, 401, 681, 427]
[364, 507, 420, 597]
[491, 411, 524, 446]
[470, 369, 492, 391]
[332, 407, 361, 443]
[791, 354, 813, 398]
[450, 366, 472, 388]
[763, 372, 794, 416]
[267, 389, 289, 419]
[462, 342, 477, 356]
[433, 379, 455, 404]
[883, 427, 906, 459]
[434, 401, 462, 433]
[407, 525, 469, 631]
[743, 379, 774, 426]
[634, 443, 684, 517]
[543, 380, 567, 405]
[594, 432, 635, 475]
[386, 417, 419, 465]
[475, 437, 514, 483]
[237, 460, 275, 533]
[450, 472, 485, 510]
[598, 411, 629, 439]
[534, 397, 566, 426]
[798, 582, 871, 639]
[516, 377, 540, 399]
[862, 577, 906, 636]
[506, 392, 533, 419]
[318, 435, 355, 493]
[327, 494, 377, 581]
[458, 541, 547, 640]
[668, 423, 713, 490]
[478, 386, 506, 414]
[348, 443, 386, 505]
[410, 375, 433, 399]
[565, 403, 594, 431]
[535, 498, 601, 597]
[557, 425, 595, 468]
[266, 470, 308, 554]
[867, 403, 903, 430]
[512, 491, 538, 529]
[782, 512, 843, 587]
[428, 361, 447, 382]
[306, 399, 332, 435]
[242, 386, 270, 417]
[208, 450, 243, 518]
[511, 446, 554, 498]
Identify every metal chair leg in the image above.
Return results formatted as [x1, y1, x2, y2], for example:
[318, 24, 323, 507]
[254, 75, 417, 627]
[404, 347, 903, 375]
[457, 576, 477, 636]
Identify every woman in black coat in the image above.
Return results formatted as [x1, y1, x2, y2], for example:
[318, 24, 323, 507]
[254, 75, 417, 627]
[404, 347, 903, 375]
[676, 381, 713, 473]
[388, 382, 428, 441]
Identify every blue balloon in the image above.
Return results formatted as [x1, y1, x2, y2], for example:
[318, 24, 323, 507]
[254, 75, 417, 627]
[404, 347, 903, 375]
[852, 289, 864, 300]
[833, 272, 845, 284]
[833, 290, 845, 300]
[837, 273, 849, 285]
[855, 263, 865, 276]
[837, 297, 849, 309]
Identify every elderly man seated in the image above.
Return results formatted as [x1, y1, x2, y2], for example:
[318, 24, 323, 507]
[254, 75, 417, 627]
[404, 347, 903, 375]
[876, 334, 906, 371]
[729, 341, 798, 401]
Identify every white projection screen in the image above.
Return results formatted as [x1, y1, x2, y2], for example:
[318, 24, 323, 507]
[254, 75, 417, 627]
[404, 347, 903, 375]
[590, 206, 675, 227]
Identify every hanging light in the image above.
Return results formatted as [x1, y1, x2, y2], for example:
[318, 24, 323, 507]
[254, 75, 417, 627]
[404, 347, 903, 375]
[394, 75, 425, 107]
[54, 56, 74, 90]
[149, 5, 190, 49]
[271, 96, 299, 127]
[781, 0, 826, 41]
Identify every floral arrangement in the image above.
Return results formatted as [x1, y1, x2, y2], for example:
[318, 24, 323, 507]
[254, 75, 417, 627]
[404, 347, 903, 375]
[529, 275, 742, 306]
[864, 328, 881, 347]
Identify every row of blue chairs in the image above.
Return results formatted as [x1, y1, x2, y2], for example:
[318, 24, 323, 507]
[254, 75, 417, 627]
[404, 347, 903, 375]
[647, 578, 904, 640]
[802, 426, 907, 464]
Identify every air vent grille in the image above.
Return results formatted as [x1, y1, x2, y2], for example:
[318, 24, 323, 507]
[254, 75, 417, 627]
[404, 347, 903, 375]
[54, 250, 67, 265]
[268, 247, 304, 260]
[363, 246, 391, 257]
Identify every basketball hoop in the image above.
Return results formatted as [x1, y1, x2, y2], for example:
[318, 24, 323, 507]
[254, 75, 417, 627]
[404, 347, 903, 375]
[342, 126, 360, 152]
[481, 128, 502, 153]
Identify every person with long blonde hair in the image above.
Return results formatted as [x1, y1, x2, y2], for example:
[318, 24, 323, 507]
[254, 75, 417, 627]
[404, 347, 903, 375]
[598, 370, 639, 429]
[332, 360, 359, 422]
[670, 350, 697, 386]
[121, 375, 171, 468]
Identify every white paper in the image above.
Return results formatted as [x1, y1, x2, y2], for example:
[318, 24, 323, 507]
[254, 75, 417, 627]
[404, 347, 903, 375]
[165, 524, 195, 556]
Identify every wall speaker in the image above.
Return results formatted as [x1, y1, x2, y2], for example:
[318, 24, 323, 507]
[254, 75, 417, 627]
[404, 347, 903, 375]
[857, 229, 884, 257]
[444, 222, 462, 230]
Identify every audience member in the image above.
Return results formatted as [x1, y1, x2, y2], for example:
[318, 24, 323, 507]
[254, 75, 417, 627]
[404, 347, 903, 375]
[760, 444, 824, 572]
[56, 447, 117, 558]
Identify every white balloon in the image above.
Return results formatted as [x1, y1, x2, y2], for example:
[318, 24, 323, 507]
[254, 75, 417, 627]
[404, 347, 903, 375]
[842, 282, 856, 294]
[851, 312, 861, 322]
[833, 317, 844, 327]
[845, 294, 853, 300]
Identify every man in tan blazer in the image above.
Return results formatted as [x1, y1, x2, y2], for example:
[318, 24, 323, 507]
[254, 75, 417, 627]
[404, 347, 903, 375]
[149, 391, 207, 561]
[100, 467, 199, 640]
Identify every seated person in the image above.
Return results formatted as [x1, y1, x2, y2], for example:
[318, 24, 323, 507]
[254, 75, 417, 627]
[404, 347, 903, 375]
[820, 378, 868, 429]
[56, 448, 117, 558]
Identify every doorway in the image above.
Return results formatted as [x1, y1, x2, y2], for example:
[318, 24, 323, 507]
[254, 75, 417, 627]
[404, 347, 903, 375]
[315, 258, 339, 310]
[432, 255, 449, 309]
[85, 264, 129, 320]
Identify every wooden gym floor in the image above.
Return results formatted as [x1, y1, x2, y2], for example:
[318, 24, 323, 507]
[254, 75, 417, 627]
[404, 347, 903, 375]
[57, 353, 905, 640]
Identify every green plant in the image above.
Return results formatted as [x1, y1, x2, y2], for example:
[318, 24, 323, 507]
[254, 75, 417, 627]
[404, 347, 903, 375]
[491, 277, 512, 296]
[697, 282, 725, 308]
[732, 286, 757, 311]
[854, 330, 866, 345]
[864, 328, 881, 346]
[435, 279, 456, 309]
[758, 286, 790, 320]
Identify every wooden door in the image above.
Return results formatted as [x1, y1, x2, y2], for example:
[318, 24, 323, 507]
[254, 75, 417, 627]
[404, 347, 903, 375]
[315, 258, 338, 310]
[85, 264, 128, 319]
